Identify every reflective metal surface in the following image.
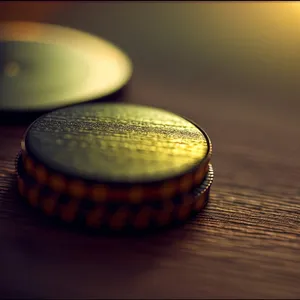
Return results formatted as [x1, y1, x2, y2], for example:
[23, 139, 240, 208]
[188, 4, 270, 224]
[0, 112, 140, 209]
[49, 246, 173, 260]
[25, 103, 209, 183]
[0, 21, 132, 112]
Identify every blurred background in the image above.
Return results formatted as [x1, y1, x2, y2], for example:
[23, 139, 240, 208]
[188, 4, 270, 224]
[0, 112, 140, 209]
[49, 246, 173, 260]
[1, 2, 300, 298]
[1, 1, 298, 191]
[0, 1, 299, 190]
[2, 1, 300, 113]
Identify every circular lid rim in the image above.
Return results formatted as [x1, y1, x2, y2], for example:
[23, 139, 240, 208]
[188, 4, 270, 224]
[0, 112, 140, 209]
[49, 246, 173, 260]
[22, 103, 212, 186]
[0, 21, 133, 111]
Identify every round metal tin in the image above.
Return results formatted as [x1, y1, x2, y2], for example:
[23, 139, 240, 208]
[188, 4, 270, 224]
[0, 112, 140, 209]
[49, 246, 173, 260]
[21, 103, 212, 203]
[0, 21, 132, 113]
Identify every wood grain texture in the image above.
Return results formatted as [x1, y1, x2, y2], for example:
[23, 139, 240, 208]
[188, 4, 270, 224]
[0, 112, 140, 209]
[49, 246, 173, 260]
[0, 124, 299, 299]
[1, 2, 300, 299]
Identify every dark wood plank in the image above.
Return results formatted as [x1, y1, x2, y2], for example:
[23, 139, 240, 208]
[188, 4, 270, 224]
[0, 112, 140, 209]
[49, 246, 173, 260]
[0, 2, 300, 298]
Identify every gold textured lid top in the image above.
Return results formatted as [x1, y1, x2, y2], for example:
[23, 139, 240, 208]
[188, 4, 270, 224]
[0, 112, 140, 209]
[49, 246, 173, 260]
[0, 21, 132, 111]
[22, 103, 211, 186]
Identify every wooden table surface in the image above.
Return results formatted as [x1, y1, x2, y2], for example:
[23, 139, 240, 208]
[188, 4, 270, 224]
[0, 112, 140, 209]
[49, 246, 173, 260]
[1, 2, 300, 298]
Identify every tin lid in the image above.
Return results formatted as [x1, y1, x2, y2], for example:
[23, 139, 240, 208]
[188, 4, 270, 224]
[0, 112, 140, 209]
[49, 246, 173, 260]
[0, 21, 132, 112]
[21, 103, 212, 203]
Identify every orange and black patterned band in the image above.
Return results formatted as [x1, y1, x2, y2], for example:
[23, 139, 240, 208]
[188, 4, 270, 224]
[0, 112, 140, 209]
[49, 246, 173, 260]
[20, 144, 212, 204]
[16, 152, 214, 231]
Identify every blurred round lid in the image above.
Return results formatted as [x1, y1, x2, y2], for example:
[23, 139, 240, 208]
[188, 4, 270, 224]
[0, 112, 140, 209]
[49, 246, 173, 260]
[0, 21, 132, 112]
